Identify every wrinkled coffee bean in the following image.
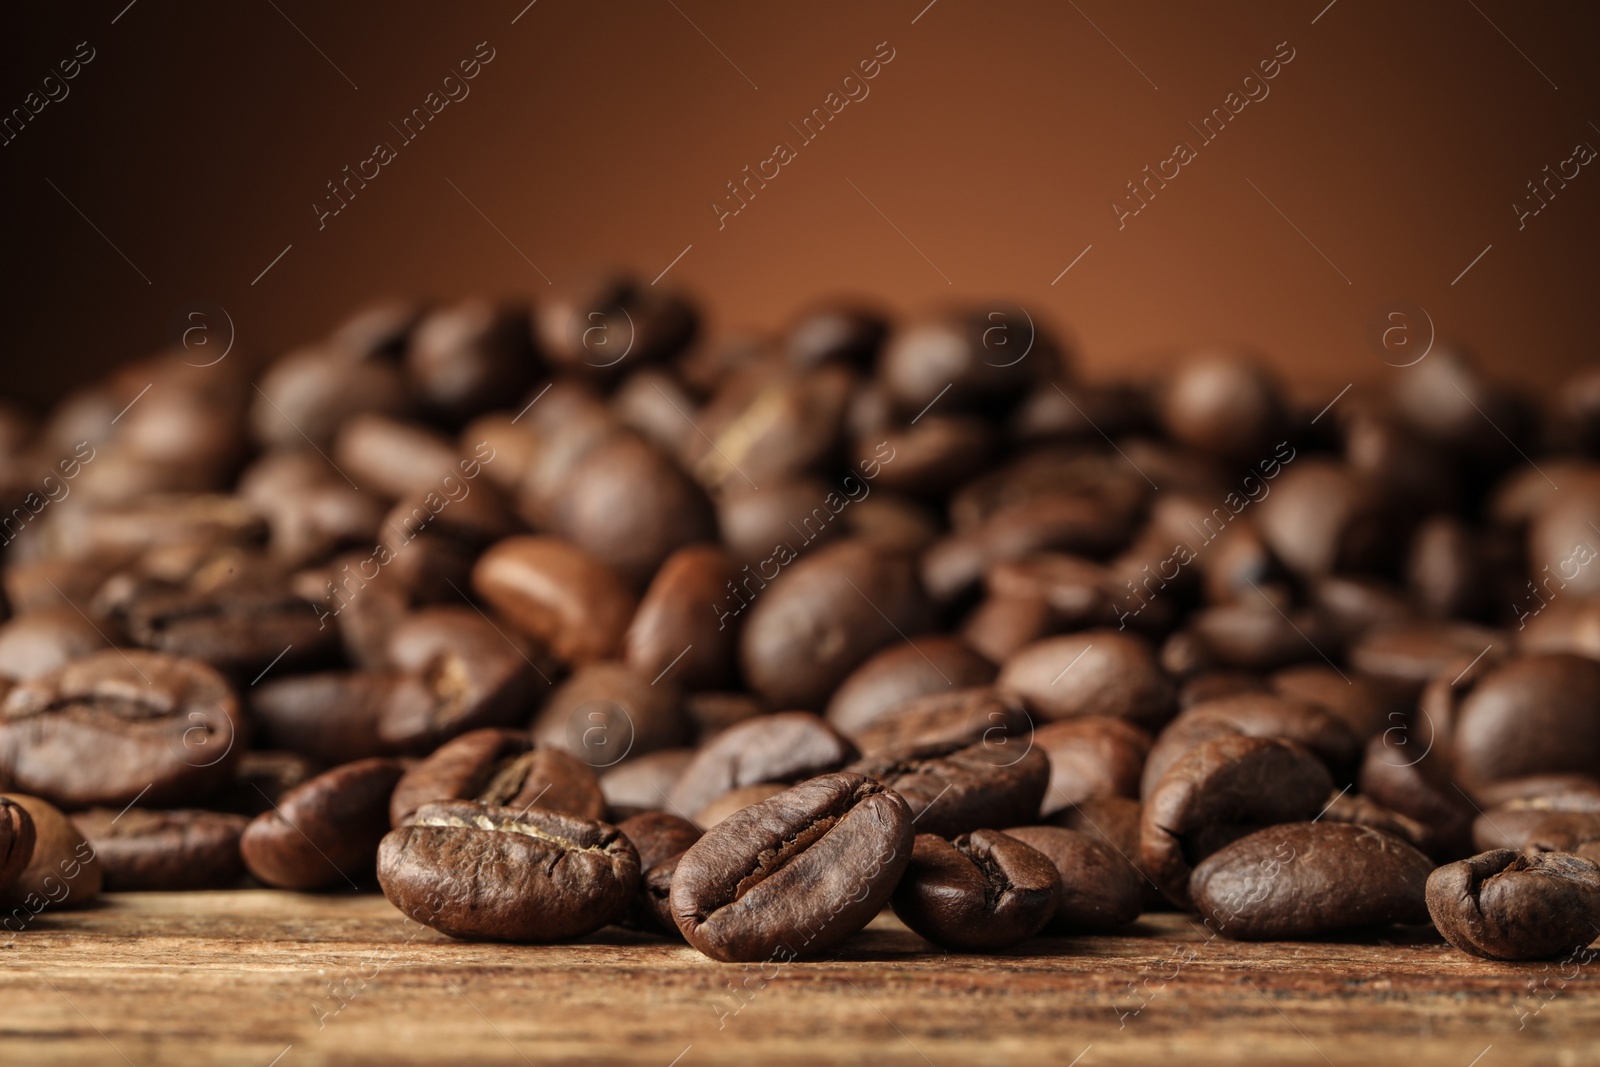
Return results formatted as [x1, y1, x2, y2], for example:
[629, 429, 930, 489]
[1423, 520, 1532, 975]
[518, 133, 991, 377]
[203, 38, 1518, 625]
[670, 772, 912, 962]
[70, 808, 247, 890]
[891, 830, 1060, 950]
[1141, 735, 1332, 907]
[240, 758, 405, 890]
[389, 729, 604, 826]
[1427, 849, 1600, 960]
[667, 712, 857, 818]
[0, 793, 101, 910]
[378, 799, 640, 942]
[0, 650, 240, 808]
[1141, 693, 1360, 800]
[1192, 822, 1432, 939]
[1003, 824, 1142, 931]
[848, 738, 1049, 838]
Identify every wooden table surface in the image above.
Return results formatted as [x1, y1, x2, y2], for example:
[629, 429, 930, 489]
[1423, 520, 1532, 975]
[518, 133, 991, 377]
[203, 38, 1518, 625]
[1, 891, 1593, 1066]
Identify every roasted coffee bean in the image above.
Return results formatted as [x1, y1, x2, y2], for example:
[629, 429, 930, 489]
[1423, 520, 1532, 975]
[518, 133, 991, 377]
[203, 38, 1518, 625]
[1255, 459, 1387, 579]
[848, 738, 1049, 838]
[536, 275, 697, 375]
[1191, 822, 1432, 940]
[862, 417, 993, 497]
[849, 687, 1031, 758]
[670, 772, 913, 962]
[715, 478, 846, 565]
[693, 784, 787, 829]
[922, 494, 1137, 603]
[1047, 795, 1164, 908]
[70, 808, 247, 891]
[878, 307, 1059, 416]
[1443, 654, 1600, 790]
[389, 729, 604, 827]
[405, 298, 535, 423]
[985, 553, 1124, 631]
[1318, 791, 1430, 851]
[1032, 716, 1150, 816]
[1141, 693, 1360, 800]
[378, 800, 640, 942]
[333, 414, 461, 500]
[0, 650, 240, 808]
[1178, 603, 1330, 673]
[0, 609, 106, 681]
[961, 593, 1056, 665]
[472, 536, 637, 665]
[1427, 849, 1600, 960]
[1519, 596, 1600, 661]
[624, 544, 740, 692]
[1471, 794, 1600, 853]
[1003, 824, 1142, 931]
[667, 712, 857, 818]
[1271, 665, 1391, 742]
[843, 492, 942, 555]
[1159, 355, 1284, 462]
[240, 758, 405, 891]
[1179, 672, 1269, 710]
[599, 749, 695, 818]
[892, 831, 1060, 950]
[1141, 735, 1332, 907]
[0, 796, 36, 892]
[1357, 729, 1475, 861]
[997, 630, 1174, 731]
[824, 637, 996, 737]
[1474, 774, 1600, 808]
[1348, 621, 1501, 697]
[533, 661, 689, 767]
[740, 539, 929, 711]
[688, 364, 855, 491]
[251, 348, 411, 451]
[617, 811, 703, 935]
[251, 670, 394, 764]
[0, 793, 101, 910]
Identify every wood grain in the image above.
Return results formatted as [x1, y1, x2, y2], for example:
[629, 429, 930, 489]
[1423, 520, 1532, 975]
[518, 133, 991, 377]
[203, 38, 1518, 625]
[0, 891, 1593, 1066]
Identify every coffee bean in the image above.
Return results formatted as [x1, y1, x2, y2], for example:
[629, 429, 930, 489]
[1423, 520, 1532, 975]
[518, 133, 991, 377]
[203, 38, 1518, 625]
[624, 544, 740, 692]
[1141, 693, 1359, 800]
[240, 758, 405, 890]
[892, 830, 1060, 950]
[1159, 355, 1284, 462]
[405, 298, 536, 423]
[740, 539, 929, 711]
[1032, 716, 1150, 816]
[214, 751, 321, 816]
[472, 536, 637, 665]
[1271, 665, 1392, 742]
[251, 348, 411, 452]
[879, 308, 1058, 416]
[1443, 653, 1600, 790]
[70, 808, 247, 890]
[688, 365, 855, 491]
[1471, 793, 1600, 853]
[997, 630, 1175, 731]
[1003, 824, 1142, 931]
[1317, 790, 1430, 851]
[960, 593, 1055, 665]
[389, 729, 604, 827]
[984, 552, 1123, 631]
[1348, 621, 1501, 697]
[1427, 849, 1600, 960]
[715, 478, 847, 565]
[617, 811, 702, 935]
[848, 738, 1049, 838]
[599, 749, 695, 819]
[377, 799, 640, 942]
[251, 670, 394, 764]
[824, 637, 996, 737]
[1474, 774, 1600, 808]
[1178, 603, 1330, 673]
[0, 650, 241, 808]
[670, 772, 912, 961]
[862, 417, 992, 497]
[532, 661, 688, 767]
[333, 414, 461, 500]
[1179, 672, 1269, 710]
[1141, 735, 1332, 907]
[1255, 459, 1388, 579]
[923, 494, 1136, 603]
[0, 796, 36, 893]
[849, 687, 1031, 758]
[0, 793, 101, 910]
[667, 712, 857, 818]
[535, 275, 697, 375]
[1192, 822, 1432, 940]
[1357, 730, 1475, 861]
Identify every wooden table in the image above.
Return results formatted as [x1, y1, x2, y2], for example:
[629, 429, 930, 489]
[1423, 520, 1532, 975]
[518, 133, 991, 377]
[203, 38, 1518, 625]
[1, 891, 1592, 1066]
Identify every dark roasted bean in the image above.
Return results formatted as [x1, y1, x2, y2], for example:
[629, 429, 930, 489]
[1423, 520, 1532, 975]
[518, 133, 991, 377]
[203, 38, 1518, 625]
[1427, 849, 1600, 960]
[892, 830, 1060, 950]
[70, 808, 247, 891]
[240, 758, 405, 890]
[1004, 824, 1143, 931]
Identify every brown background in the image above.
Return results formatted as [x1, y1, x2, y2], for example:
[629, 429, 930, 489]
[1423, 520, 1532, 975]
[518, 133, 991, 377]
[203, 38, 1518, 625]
[4, 0, 1597, 409]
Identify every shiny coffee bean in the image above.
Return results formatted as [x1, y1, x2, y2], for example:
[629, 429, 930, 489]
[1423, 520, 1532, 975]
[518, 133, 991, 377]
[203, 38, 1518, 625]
[624, 544, 740, 692]
[0, 793, 101, 910]
[1003, 824, 1143, 931]
[0, 650, 240, 808]
[687, 364, 855, 491]
[1140, 735, 1332, 907]
[1031, 716, 1151, 816]
[1192, 822, 1432, 940]
[715, 479, 846, 565]
[740, 539, 929, 711]
[1348, 621, 1501, 697]
[1159, 355, 1284, 462]
[240, 758, 405, 890]
[785, 304, 887, 369]
[892, 831, 1060, 950]
[670, 772, 913, 962]
[1446, 653, 1600, 790]
[333, 414, 461, 500]
[389, 729, 604, 827]
[532, 661, 689, 768]
[667, 712, 857, 819]
[824, 637, 996, 737]
[849, 687, 1031, 757]
[251, 670, 394, 764]
[70, 808, 247, 890]
[378, 800, 640, 942]
[535, 275, 697, 375]
[472, 536, 637, 665]
[848, 738, 1049, 838]
[1427, 850, 1600, 960]
[997, 630, 1175, 731]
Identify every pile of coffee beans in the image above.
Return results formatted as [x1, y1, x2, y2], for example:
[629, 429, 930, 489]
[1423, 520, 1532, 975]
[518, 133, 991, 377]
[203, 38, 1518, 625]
[2, 279, 1600, 966]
